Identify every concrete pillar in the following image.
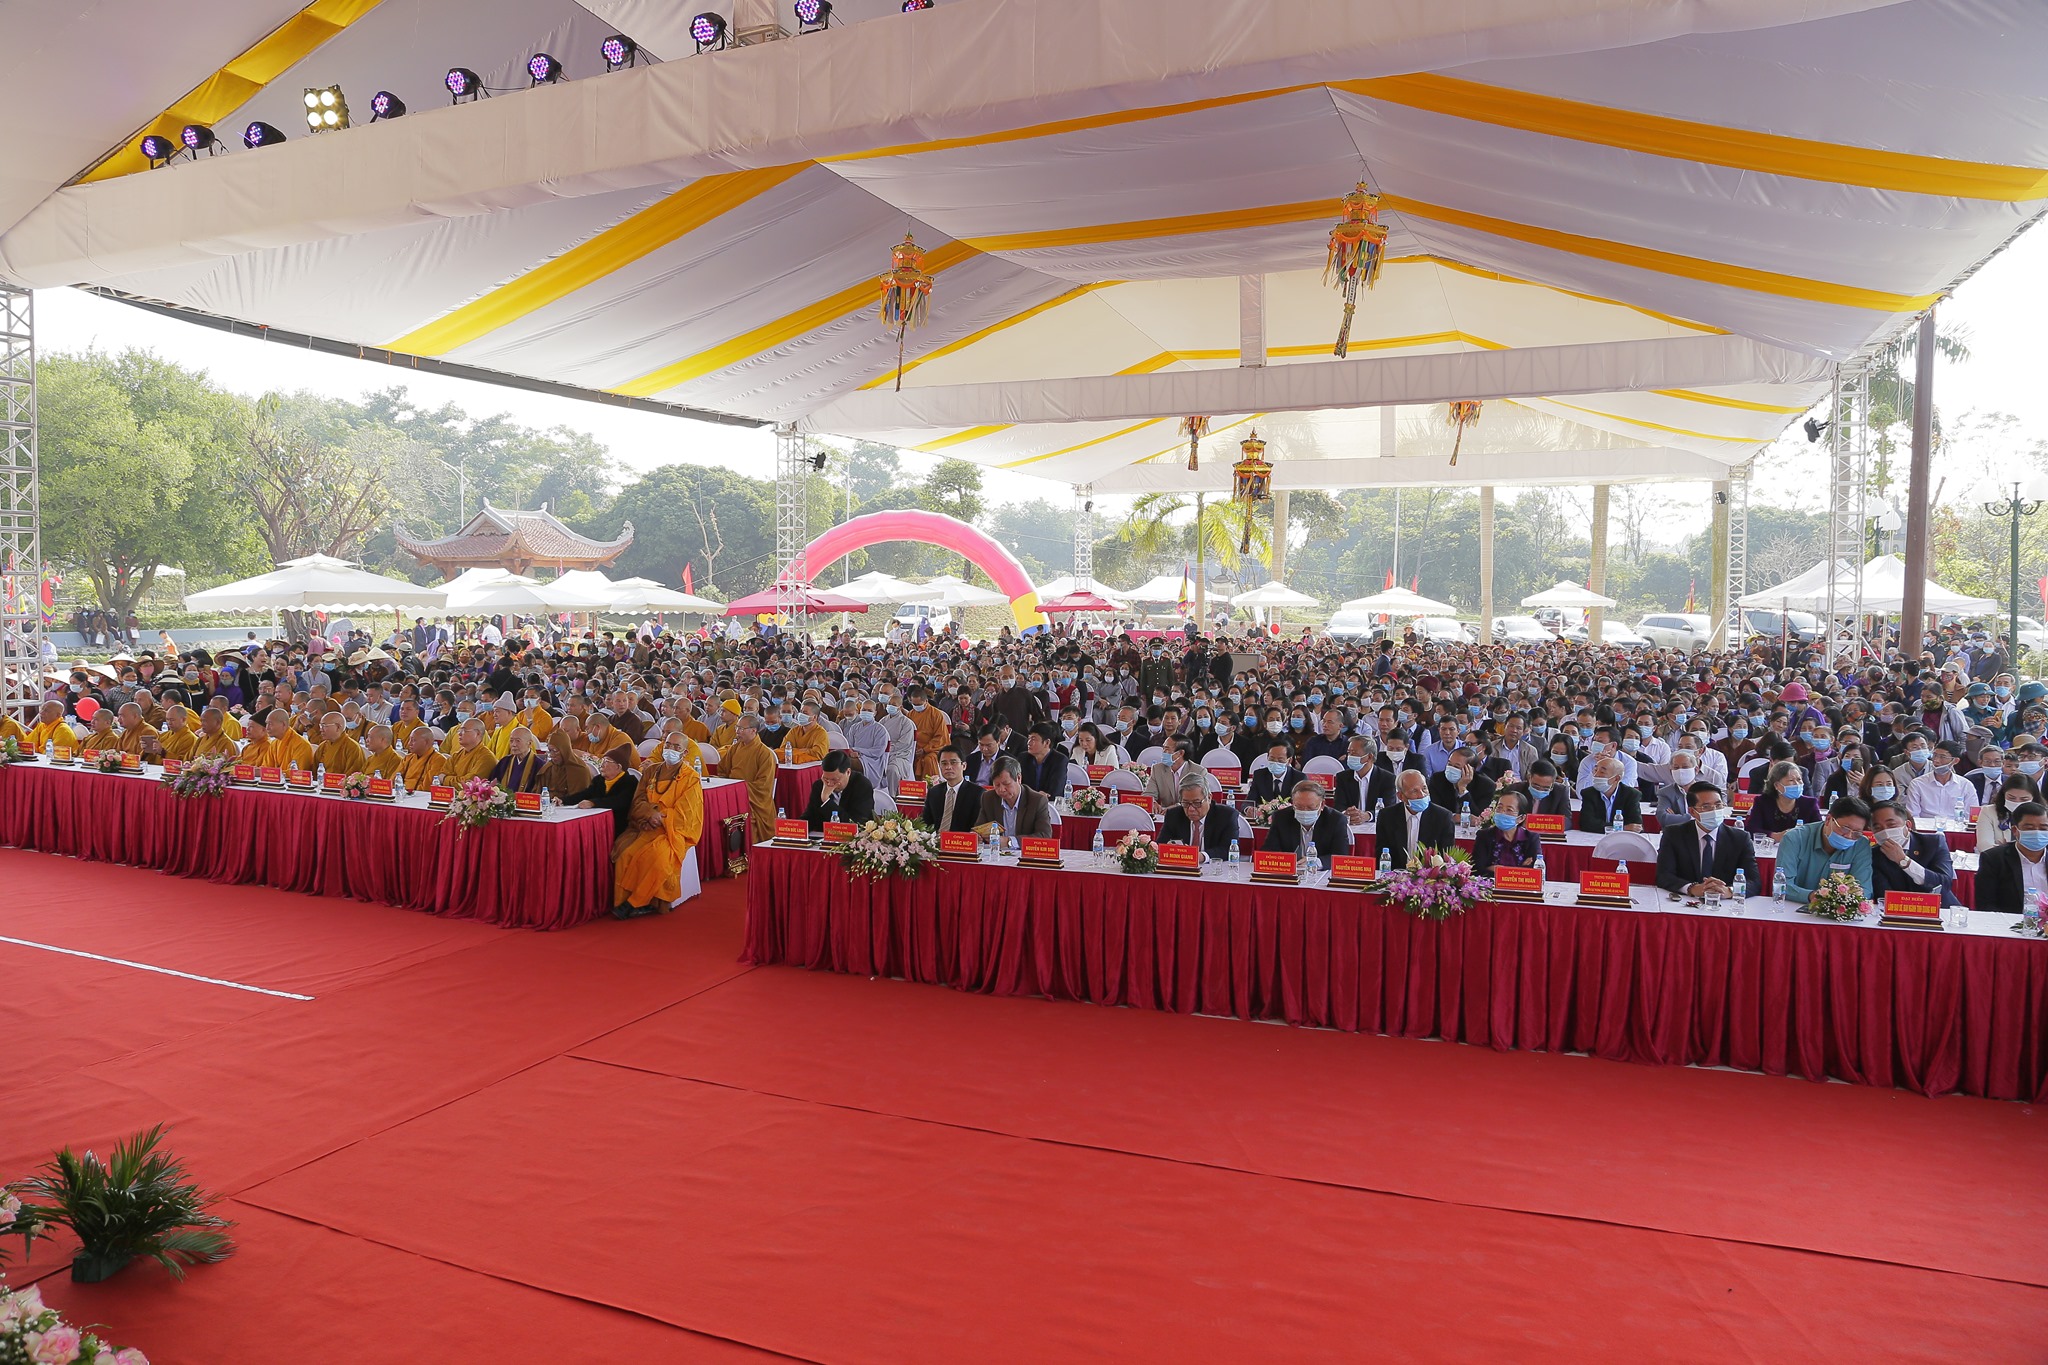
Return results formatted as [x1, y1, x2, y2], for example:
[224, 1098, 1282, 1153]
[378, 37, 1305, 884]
[1901, 309, 1936, 654]
[1478, 485, 1495, 643]
[1588, 483, 1611, 643]
[1269, 489, 1291, 584]
[1709, 479, 1730, 644]
[1193, 491, 1207, 629]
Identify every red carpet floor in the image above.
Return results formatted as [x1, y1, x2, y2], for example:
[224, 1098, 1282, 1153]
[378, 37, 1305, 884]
[5, 845, 2045, 1362]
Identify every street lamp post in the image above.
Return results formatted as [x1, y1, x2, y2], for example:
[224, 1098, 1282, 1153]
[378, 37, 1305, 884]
[435, 454, 469, 524]
[1983, 479, 2042, 670]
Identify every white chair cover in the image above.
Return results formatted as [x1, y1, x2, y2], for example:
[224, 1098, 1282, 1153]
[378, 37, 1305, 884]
[1592, 831, 1656, 862]
[1097, 805, 1154, 833]
[1303, 756, 1344, 775]
[1135, 745, 1168, 767]
[872, 788, 898, 814]
[1066, 761, 1092, 788]
[671, 846, 702, 907]
[1101, 770, 1143, 792]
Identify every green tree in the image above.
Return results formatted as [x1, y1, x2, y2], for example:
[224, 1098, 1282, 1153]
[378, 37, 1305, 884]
[588, 463, 775, 595]
[37, 350, 261, 623]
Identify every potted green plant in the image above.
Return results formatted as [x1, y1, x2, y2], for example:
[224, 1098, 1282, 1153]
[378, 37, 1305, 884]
[9, 1125, 236, 1282]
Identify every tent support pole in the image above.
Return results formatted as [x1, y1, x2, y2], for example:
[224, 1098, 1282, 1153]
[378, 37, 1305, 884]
[0, 282, 41, 718]
[1478, 485, 1495, 645]
[1587, 484, 1610, 644]
[1900, 309, 1935, 659]
[1269, 490, 1290, 586]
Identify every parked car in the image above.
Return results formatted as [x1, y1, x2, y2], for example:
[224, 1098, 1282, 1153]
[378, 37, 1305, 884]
[1740, 608, 1821, 643]
[1324, 608, 1379, 643]
[1635, 612, 1714, 651]
[1416, 616, 1475, 644]
[2006, 615, 2048, 654]
[891, 603, 953, 634]
[1491, 615, 1557, 645]
[1562, 620, 1651, 648]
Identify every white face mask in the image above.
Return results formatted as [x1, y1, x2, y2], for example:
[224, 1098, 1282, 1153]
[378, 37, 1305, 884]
[1879, 825, 1911, 847]
[663, 749, 682, 766]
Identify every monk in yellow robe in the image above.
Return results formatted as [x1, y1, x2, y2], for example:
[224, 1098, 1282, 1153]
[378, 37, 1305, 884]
[78, 710, 121, 753]
[571, 704, 636, 773]
[241, 710, 315, 771]
[484, 698, 519, 760]
[515, 694, 555, 743]
[0, 706, 32, 746]
[784, 705, 831, 765]
[676, 701, 710, 746]
[390, 701, 424, 750]
[190, 709, 240, 760]
[708, 698, 742, 752]
[204, 698, 243, 742]
[443, 718, 499, 782]
[719, 714, 779, 839]
[114, 703, 160, 755]
[611, 757, 705, 918]
[311, 712, 367, 775]
[157, 705, 199, 762]
[26, 701, 74, 753]
[906, 687, 951, 779]
[361, 725, 403, 780]
[397, 727, 447, 791]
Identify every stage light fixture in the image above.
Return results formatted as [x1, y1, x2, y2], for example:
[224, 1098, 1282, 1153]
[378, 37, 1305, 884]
[243, 121, 287, 149]
[810, 451, 829, 471]
[446, 67, 483, 103]
[180, 123, 216, 153]
[527, 52, 563, 85]
[690, 13, 727, 50]
[795, 0, 832, 30]
[138, 134, 176, 166]
[303, 85, 350, 130]
[369, 90, 406, 121]
[902, 0, 932, 10]
[600, 34, 637, 69]
[1803, 417, 1830, 444]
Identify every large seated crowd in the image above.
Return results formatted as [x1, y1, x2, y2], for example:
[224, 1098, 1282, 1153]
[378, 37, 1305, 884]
[11, 615, 2047, 915]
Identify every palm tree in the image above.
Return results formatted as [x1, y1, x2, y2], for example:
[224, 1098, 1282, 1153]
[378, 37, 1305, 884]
[1115, 491, 1271, 575]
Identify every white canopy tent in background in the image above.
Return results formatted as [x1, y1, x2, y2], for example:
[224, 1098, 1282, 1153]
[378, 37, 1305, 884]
[1123, 575, 1196, 607]
[1230, 581, 1320, 609]
[182, 554, 448, 614]
[1339, 587, 1458, 616]
[1033, 576, 1132, 609]
[439, 568, 611, 615]
[1741, 556, 1996, 616]
[1521, 581, 1618, 610]
[607, 577, 725, 614]
[833, 571, 940, 605]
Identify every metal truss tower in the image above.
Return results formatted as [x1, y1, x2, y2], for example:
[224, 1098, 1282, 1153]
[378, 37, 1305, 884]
[1820, 365, 1871, 665]
[774, 425, 810, 633]
[1719, 462, 1749, 650]
[1073, 486, 1094, 579]
[0, 283, 41, 720]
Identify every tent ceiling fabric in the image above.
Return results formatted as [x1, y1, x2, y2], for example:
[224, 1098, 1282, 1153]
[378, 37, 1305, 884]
[2, 0, 2043, 491]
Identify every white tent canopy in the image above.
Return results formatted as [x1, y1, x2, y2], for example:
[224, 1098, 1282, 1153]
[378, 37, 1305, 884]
[1124, 574, 1197, 606]
[607, 577, 725, 613]
[1340, 587, 1458, 616]
[1230, 581, 1320, 608]
[183, 559, 447, 614]
[1742, 556, 1995, 615]
[1737, 559, 1854, 610]
[1521, 581, 1617, 610]
[2, 0, 2039, 497]
[1033, 576, 1132, 608]
[834, 571, 941, 605]
[915, 579, 1010, 609]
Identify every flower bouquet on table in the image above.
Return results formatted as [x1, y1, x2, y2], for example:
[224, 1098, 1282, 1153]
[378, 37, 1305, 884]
[340, 771, 375, 801]
[1068, 787, 1108, 818]
[164, 752, 234, 800]
[838, 814, 941, 881]
[92, 750, 124, 775]
[1114, 830, 1159, 874]
[0, 736, 20, 765]
[0, 1281, 150, 1365]
[1366, 847, 1493, 921]
[1244, 796, 1291, 828]
[442, 777, 515, 832]
[1801, 871, 1873, 922]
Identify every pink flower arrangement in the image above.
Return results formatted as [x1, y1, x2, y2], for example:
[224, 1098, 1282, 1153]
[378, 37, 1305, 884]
[838, 815, 940, 880]
[1068, 787, 1108, 817]
[0, 1282, 147, 1364]
[1114, 830, 1159, 874]
[1367, 847, 1492, 921]
[163, 753, 234, 800]
[340, 771, 375, 801]
[1802, 871, 1873, 922]
[1244, 797, 1291, 828]
[92, 750, 124, 775]
[442, 777, 515, 831]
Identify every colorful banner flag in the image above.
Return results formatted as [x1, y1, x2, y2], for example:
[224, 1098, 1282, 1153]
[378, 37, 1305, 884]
[1409, 573, 1419, 592]
[1384, 568, 1395, 589]
[1685, 578, 1698, 613]
[683, 562, 696, 596]
[1176, 562, 1192, 615]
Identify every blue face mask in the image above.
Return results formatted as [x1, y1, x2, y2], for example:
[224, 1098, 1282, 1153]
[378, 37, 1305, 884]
[1244, 714, 1257, 727]
[1996, 686, 2013, 700]
[1492, 812, 1518, 832]
[1825, 829, 1857, 852]
[1621, 738, 1640, 754]
[1869, 783, 1897, 801]
[1308, 693, 1323, 705]
[1696, 807, 1728, 831]
[1731, 725, 1748, 738]
[1289, 717, 1306, 731]
[1346, 756, 1364, 771]
[1909, 750, 1930, 766]
[1780, 783, 1805, 801]
[2022, 761, 2043, 777]
[1405, 797, 1431, 814]
[2019, 829, 2048, 852]
[1811, 741, 1831, 754]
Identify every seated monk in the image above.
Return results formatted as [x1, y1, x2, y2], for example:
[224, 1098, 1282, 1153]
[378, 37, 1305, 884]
[241, 709, 316, 771]
[78, 709, 121, 753]
[610, 748, 705, 919]
[718, 713, 779, 839]
[443, 718, 498, 782]
[26, 700, 74, 753]
[204, 698, 244, 742]
[491, 725, 548, 794]
[396, 726, 446, 792]
[485, 695, 520, 760]
[515, 689, 555, 743]
[1, 704, 32, 746]
[114, 703, 160, 756]
[535, 727, 593, 806]
[389, 700, 424, 750]
[783, 702, 831, 765]
[361, 724, 403, 780]
[190, 708, 241, 759]
[311, 711, 367, 775]
[156, 705, 199, 762]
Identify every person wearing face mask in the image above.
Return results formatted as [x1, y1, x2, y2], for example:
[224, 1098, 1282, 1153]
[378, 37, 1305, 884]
[1906, 739, 1974, 821]
[1375, 733, 1426, 780]
[1774, 796, 1875, 904]
[1470, 791, 1541, 877]
[1745, 759, 1820, 836]
[1248, 737, 1307, 805]
[1654, 751, 1702, 827]
[1263, 780, 1350, 863]
[1576, 756, 1643, 833]
[1376, 769, 1455, 869]
[611, 743, 705, 919]
[1974, 801, 2048, 911]
[1866, 800, 1959, 908]
[903, 685, 951, 779]
[1428, 745, 1495, 816]
[1335, 735, 1394, 818]
[1655, 782, 1758, 898]
[1973, 773, 2042, 849]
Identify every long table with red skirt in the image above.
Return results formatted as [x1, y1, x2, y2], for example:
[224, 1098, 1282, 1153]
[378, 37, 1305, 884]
[697, 776, 751, 879]
[0, 758, 613, 929]
[743, 843, 2045, 1100]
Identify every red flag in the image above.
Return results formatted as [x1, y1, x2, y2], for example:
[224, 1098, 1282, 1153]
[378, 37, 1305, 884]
[2038, 575, 2046, 612]
[1409, 573, 1419, 592]
[683, 563, 696, 595]
[1385, 568, 1395, 589]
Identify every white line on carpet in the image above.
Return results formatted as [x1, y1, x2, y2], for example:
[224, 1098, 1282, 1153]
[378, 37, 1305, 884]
[0, 935, 315, 1000]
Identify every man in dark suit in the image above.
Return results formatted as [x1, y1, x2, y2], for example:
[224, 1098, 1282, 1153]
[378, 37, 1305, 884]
[1505, 759, 1572, 819]
[1159, 771, 1240, 860]
[1263, 779, 1351, 863]
[1867, 799, 1961, 907]
[1375, 769, 1455, 870]
[965, 728, 1007, 787]
[1654, 781, 1760, 897]
[976, 756, 1053, 840]
[1019, 725, 1070, 802]
[1577, 756, 1644, 832]
[1247, 737, 1305, 805]
[803, 751, 875, 833]
[1335, 737, 1395, 818]
[1972, 800, 2048, 912]
[1427, 745, 1496, 820]
[919, 748, 983, 833]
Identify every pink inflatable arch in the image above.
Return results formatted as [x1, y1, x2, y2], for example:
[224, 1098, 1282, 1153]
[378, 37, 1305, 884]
[783, 510, 1045, 631]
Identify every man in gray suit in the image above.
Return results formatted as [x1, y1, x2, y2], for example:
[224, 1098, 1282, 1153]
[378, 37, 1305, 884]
[976, 755, 1053, 840]
[1144, 735, 1199, 807]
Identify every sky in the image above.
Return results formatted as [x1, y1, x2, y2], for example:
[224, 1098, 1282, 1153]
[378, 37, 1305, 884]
[32, 217, 2048, 551]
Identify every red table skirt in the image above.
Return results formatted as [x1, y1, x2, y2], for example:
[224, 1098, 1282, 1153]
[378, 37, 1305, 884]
[698, 779, 751, 879]
[774, 764, 822, 822]
[743, 846, 2046, 1101]
[1, 763, 612, 929]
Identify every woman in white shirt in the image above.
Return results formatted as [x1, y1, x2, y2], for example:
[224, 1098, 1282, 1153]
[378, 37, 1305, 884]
[1975, 773, 2043, 849]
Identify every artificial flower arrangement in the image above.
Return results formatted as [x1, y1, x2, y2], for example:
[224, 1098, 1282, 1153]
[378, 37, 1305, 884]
[1068, 787, 1108, 817]
[163, 752, 234, 800]
[442, 777, 515, 831]
[0, 1280, 150, 1365]
[1366, 847, 1493, 922]
[1243, 796, 1292, 828]
[340, 771, 375, 801]
[0, 736, 20, 765]
[1114, 830, 1160, 874]
[1801, 870, 1874, 922]
[838, 814, 941, 881]
[93, 750, 125, 775]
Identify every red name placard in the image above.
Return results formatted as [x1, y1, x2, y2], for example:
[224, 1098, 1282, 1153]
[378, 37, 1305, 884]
[1155, 842, 1201, 875]
[1881, 890, 1944, 929]
[1310, 770, 1337, 792]
[897, 780, 928, 804]
[366, 777, 394, 800]
[119, 752, 142, 772]
[1019, 835, 1063, 866]
[1491, 864, 1543, 900]
[322, 771, 347, 792]
[1731, 790, 1756, 813]
[1578, 869, 1633, 904]
[1086, 764, 1113, 783]
[1120, 792, 1155, 814]
[822, 821, 857, 844]
[284, 768, 313, 788]
[773, 817, 812, 844]
[1251, 849, 1298, 883]
[427, 784, 455, 807]
[1327, 854, 1374, 886]
[1210, 766, 1242, 789]
[232, 763, 255, 783]
[938, 830, 980, 859]
[259, 766, 285, 786]
[161, 758, 184, 777]
[512, 791, 543, 817]
[1524, 813, 1568, 839]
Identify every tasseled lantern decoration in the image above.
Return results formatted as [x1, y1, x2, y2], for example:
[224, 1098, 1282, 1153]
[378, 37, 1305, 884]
[1445, 400, 1483, 467]
[877, 232, 934, 391]
[1231, 429, 1273, 555]
[1179, 415, 1211, 472]
[1323, 181, 1388, 358]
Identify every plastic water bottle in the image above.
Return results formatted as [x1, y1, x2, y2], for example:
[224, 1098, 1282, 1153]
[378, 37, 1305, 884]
[1616, 858, 1630, 884]
[1227, 841, 1241, 869]
[1459, 799, 1472, 833]
[1731, 869, 1747, 904]
[1091, 829, 1105, 859]
[1533, 851, 1547, 884]
[539, 785, 552, 812]
[2025, 893, 2045, 937]
[1609, 805, 1624, 834]
[1772, 867, 1788, 901]
[1303, 850, 1322, 882]
[1377, 847, 1392, 875]
[1953, 792, 1969, 830]
[1107, 786, 1120, 805]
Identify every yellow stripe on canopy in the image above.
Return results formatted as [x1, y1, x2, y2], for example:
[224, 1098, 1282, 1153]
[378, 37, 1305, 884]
[77, 0, 386, 183]
[1340, 74, 2048, 204]
[389, 163, 810, 357]
[994, 419, 1170, 469]
[612, 240, 981, 398]
[1519, 398, 1766, 444]
[857, 280, 1121, 390]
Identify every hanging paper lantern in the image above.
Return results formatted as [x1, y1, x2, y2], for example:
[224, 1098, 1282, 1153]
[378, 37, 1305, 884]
[1323, 181, 1389, 358]
[1231, 429, 1273, 555]
[876, 233, 934, 391]
[1179, 416, 1210, 472]
[1445, 400, 1483, 467]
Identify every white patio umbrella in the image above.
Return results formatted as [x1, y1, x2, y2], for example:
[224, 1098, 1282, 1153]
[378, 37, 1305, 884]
[446, 578, 612, 614]
[1520, 580, 1618, 610]
[835, 570, 941, 605]
[917, 579, 1012, 609]
[1034, 575, 1132, 608]
[1230, 580, 1319, 608]
[608, 577, 725, 613]
[1340, 586, 1459, 616]
[183, 559, 447, 613]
